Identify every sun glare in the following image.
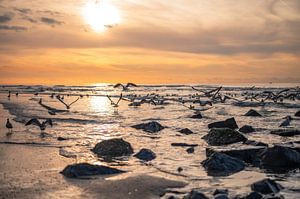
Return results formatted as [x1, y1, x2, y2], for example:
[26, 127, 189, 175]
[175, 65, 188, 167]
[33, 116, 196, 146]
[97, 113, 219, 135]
[82, 0, 121, 32]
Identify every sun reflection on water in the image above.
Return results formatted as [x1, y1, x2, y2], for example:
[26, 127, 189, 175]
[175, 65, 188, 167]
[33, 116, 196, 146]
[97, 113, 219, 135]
[90, 96, 111, 113]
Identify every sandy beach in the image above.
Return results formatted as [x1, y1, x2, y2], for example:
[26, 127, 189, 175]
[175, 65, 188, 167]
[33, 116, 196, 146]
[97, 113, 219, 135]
[0, 144, 186, 199]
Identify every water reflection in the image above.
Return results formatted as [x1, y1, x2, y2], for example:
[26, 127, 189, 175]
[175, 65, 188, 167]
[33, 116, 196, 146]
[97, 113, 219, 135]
[90, 96, 111, 113]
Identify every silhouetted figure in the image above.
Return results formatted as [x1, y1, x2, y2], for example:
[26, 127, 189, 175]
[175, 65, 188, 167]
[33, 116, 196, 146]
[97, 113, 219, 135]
[114, 83, 137, 91]
[6, 118, 13, 133]
[25, 118, 53, 131]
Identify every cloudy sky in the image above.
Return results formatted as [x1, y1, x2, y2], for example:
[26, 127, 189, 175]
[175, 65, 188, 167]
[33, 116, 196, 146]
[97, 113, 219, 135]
[0, 0, 299, 85]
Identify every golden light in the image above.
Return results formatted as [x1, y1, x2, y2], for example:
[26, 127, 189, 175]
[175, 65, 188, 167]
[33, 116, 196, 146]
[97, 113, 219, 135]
[82, 0, 121, 32]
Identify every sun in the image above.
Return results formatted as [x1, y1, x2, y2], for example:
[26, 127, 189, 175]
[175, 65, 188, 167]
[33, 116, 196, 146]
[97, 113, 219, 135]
[82, 0, 121, 32]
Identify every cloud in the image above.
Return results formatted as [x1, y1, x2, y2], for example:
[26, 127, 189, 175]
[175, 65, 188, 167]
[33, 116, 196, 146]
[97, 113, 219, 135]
[0, 13, 13, 23]
[40, 17, 63, 26]
[0, 25, 27, 31]
[14, 8, 32, 14]
[22, 16, 37, 23]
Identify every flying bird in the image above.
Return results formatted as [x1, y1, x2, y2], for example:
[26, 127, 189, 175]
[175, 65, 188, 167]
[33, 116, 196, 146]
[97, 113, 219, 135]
[113, 83, 138, 91]
[6, 118, 13, 133]
[56, 96, 80, 109]
[25, 118, 53, 131]
[107, 93, 123, 107]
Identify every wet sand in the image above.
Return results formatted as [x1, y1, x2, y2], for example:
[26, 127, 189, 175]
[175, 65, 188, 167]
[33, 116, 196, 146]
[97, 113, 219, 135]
[0, 144, 186, 199]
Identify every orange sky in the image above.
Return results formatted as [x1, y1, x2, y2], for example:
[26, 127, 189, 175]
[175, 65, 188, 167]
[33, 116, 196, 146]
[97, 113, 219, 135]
[0, 0, 299, 85]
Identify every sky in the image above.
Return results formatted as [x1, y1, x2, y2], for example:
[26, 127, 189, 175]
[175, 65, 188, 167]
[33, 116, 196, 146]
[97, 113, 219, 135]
[0, 0, 299, 85]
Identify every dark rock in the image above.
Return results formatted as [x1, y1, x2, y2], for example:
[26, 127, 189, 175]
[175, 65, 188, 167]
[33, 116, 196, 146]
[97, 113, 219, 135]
[213, 189, 228, 196]
[244, 140, 268, 147]
[202, 152, 245, 176]
[214, 194, 229, 199]
[57, 137, 68, 141]
[179, 128, 194, 135]
[92, 138, 134, 157]
[244, 192, 263, 199]
[245, 109, 262, 117]
[270, 129, 300, 137]
[206, 146, 265, 165]
[60, 163, 124, 178]
[134, 148, 156, 161]
[263, 194, 285, 199]
[202, 128, 247, 146]
[171, 143, 198, 147]
[251, 179, 283, 195]
[239, 125, 255, 133]
[184, 190, 209, 199]
[131, 121, 164, 133]
[295, 110, 300, 117]
[190, 113, 203, 119]
[258, 145, 300, 170]
[208, 117, 239, 129]
[177, 167, 183, 173]
[186, 147, 195, 153]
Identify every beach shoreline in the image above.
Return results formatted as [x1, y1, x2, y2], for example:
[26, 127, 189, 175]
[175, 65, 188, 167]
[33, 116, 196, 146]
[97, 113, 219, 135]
[0, 144, 186, 199]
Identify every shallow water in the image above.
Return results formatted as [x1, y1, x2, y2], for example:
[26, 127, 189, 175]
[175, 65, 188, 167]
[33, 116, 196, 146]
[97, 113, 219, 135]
[0, 84, 300, 198]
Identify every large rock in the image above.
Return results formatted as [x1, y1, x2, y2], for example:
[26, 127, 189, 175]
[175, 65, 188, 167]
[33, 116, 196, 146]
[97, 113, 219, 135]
[239, 125, 255, 133]
[206, 146, 266, 165]
[92, 138, 134, 157]
[258, 145, 300, 170]
[202, 128, 247, 146]
[60, 163, 124, 178]
[270, 129, 300, 137]
[251, 179, 283, 194]
[245, 109, 262, 117]
[134, 148, 156, 161]
[202, 152, 245, 176]
[208, 117, 239, 129]
[244, 191, 263, 199]
[184, 189, 209, 199]
[131, 121, 164, 133]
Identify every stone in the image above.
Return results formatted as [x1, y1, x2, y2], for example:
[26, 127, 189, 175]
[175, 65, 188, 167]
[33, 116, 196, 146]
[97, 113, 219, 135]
[245, 109, 262, 117]
[134, 148, 156, 161]
[270, 129, 300, 137]
[206, 146, 265, 165]
[57, 136, 68, 141]
[190, 113, 203, 119]
[244, 192, 263, 199]
[184, 190, 209, 199]
[179, 128, 194, 135]
[213, 189, 228, 196]
[251, 179, 283, 195]
[202, 152, 245, 176]
[239, 125, 255, 133]
[214, 194, 229, 199]
[92, 138, 134, 157]
[263, 194, 285, 199]
[131, 121, 164, 133]
[295, 110, 300, 117]
[208, 117, 239, 129]
[258, 145, 300, 170]
[186, 147, 195, 153]
[60, 163, 124, 178]
[202, 128, 247, 146]
[171, 143, 198, 147]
